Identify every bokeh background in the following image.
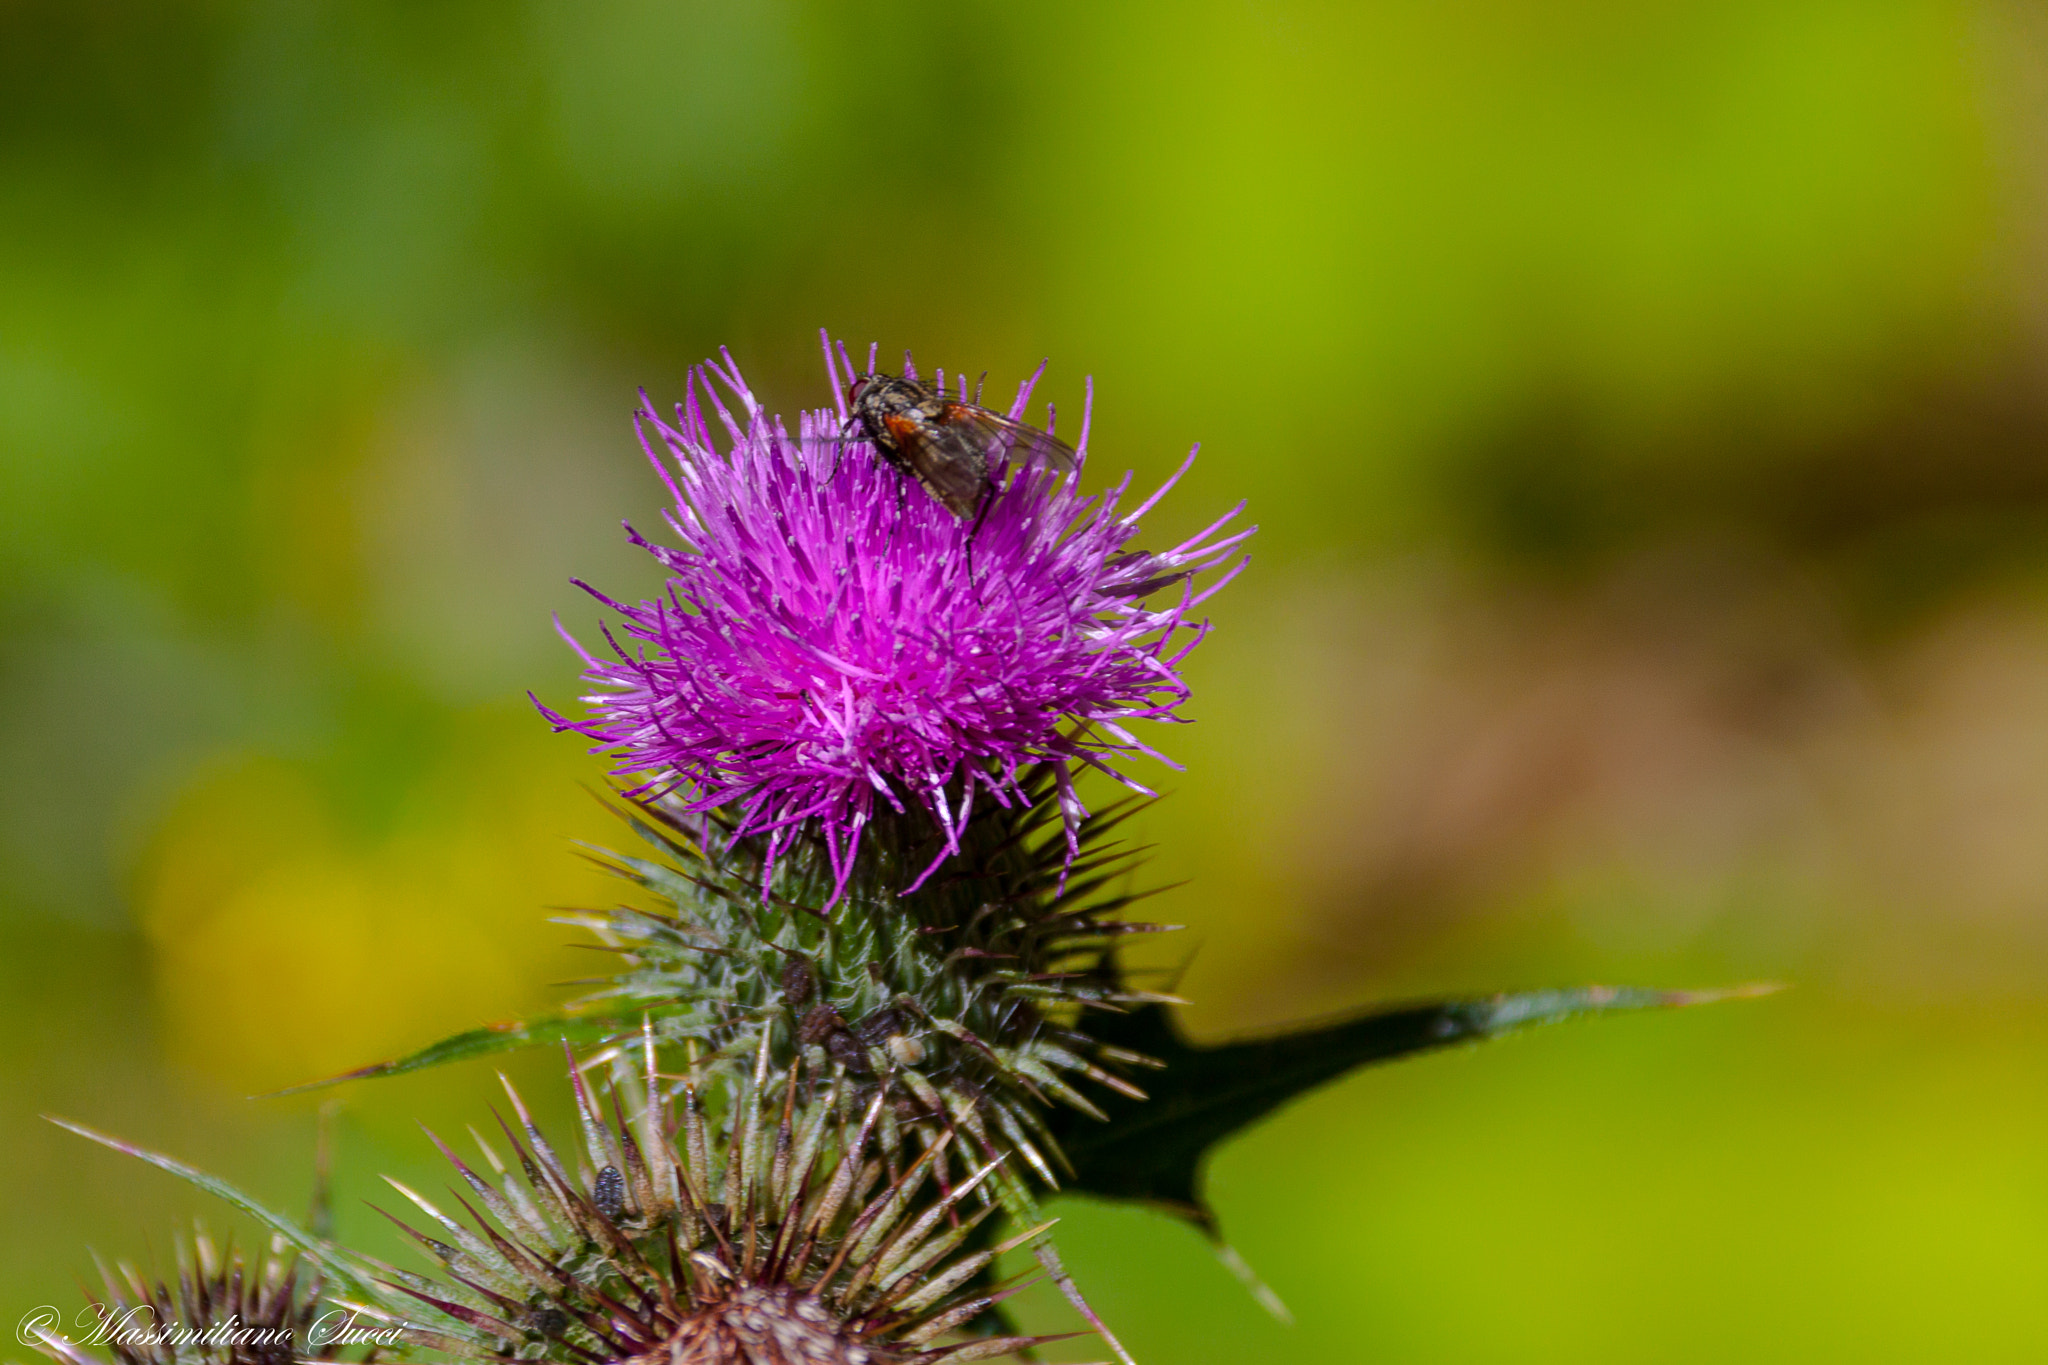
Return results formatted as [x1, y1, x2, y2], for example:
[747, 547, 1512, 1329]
[7, 1, 2048, 1359]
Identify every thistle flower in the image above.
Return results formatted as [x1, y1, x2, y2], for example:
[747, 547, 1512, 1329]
[27, 1226, 342, 1365]
[361, 1047, 1076, 1365]
[541, 337, 1249, 902]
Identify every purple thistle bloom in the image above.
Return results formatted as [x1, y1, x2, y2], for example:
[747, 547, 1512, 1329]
[542, 335, 1251, 904]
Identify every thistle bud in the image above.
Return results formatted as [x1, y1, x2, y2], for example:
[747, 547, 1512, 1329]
[368, 1056, 1076, 1365]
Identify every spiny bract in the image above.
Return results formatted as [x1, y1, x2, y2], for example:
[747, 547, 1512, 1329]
[559, 769, 1181, 1203]
[355, 1047, 1079, 1365]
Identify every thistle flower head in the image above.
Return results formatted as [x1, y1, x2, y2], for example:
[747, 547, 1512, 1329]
[543, 337, 1250, 902]
[363, 1050, 1075, 1365]
[29, 1226, 338, 1365]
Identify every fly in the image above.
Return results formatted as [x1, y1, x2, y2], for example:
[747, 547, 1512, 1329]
[845, 369, 1078, 517]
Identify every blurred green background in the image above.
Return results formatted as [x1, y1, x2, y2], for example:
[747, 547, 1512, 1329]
[6, 1, 2048, 1359]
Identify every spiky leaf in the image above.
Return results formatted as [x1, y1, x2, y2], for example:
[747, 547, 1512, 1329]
[1048, 984, 1776, 1233]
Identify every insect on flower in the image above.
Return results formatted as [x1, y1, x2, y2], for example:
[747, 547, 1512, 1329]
[847, 367, 1078, 516]
[542, 336, 1253, 907]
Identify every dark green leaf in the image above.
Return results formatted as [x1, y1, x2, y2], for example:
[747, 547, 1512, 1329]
[265, 1013, 656, 1096]
[1052, 983, 1777, 1234]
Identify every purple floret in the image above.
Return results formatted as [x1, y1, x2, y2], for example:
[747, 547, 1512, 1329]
[541, 334, 1252, 904]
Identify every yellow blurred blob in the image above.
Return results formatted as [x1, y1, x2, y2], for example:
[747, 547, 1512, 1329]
[137, 713, 626, 1094]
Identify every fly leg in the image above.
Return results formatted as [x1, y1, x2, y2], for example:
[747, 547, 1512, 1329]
[829, 417, 861, 485]
[962, 468, 1001, 600]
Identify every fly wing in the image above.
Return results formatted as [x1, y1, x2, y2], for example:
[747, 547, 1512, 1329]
[786, 421, 989, 517]
[887, 412, 990, 518]
[943, 402, 1079, 479]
